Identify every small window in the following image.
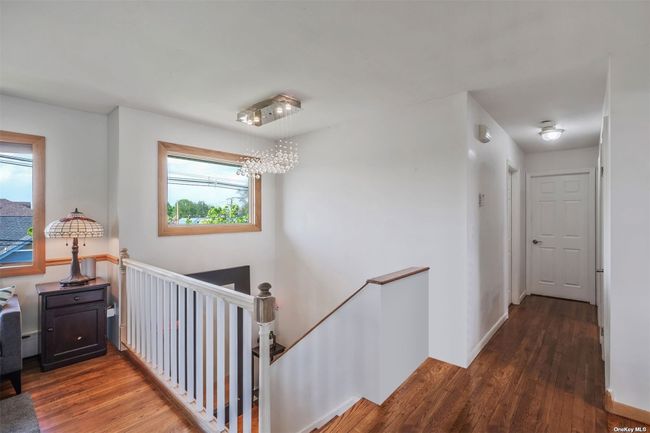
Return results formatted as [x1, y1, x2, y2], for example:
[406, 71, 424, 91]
[0, 131, 46, 277]
[158, 141, 261, 236]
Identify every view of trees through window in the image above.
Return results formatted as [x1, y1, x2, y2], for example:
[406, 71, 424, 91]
[167, 155, 250, 225]
[0, 144, 34, 265]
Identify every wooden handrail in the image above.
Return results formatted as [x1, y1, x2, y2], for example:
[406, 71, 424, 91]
[272, 266, 429, 363]
[122, 258, 255, 311]
[46, 253, 119, 266]
[367, 266, 430, 285]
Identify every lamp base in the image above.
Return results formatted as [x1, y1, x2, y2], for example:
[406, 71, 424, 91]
[60, 274, 92, 286]
[59, 237, 92, 286]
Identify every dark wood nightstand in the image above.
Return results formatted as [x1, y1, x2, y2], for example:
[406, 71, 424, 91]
[36, 278, 109, 371]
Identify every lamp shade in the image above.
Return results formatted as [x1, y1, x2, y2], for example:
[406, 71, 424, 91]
[45, 208, 104, 239]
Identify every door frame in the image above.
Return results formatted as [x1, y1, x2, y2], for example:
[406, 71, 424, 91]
[525, 168, 596, 304]
[506, 161, 521, 307]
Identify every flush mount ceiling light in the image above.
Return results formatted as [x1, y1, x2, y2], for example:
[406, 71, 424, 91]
[237, 94, 301, 127]
[538, 120, 565, 141]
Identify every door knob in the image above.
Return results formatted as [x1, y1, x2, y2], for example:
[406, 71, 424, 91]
[532, 239, 541, 245]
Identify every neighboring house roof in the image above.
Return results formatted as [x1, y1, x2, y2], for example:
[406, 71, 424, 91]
[0, 200, 33, 261]
[0, 199, 32, 216]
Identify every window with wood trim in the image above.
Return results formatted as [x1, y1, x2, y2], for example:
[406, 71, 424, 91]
[158, 141, 261, 236]
[0, 130, 46, 277]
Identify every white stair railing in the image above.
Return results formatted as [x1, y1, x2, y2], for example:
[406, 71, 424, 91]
[118, 248, 274, 433]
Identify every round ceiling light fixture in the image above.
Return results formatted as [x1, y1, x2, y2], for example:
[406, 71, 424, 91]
[539, 120, 565, 141]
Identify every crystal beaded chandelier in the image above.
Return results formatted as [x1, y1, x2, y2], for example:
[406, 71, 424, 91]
[235, 94, 301, 178]
[237, 138, 299, 179]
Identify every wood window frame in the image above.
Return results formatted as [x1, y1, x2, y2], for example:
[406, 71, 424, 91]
[0, 130, 46, 277]
[158, 141, 262, 236]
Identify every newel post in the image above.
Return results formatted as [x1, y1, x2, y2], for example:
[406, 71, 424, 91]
[118, 248, 129, 351]
[255, 282, 275, 433]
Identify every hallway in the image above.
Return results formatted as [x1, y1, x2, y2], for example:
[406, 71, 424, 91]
[317, 296, 648, 433]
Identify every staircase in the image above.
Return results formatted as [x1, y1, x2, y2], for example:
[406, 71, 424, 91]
[269, 267, 430, 433]
[119, 249, 430, 433]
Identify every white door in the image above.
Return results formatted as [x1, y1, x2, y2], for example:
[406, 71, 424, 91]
[528, 171, 595, 303]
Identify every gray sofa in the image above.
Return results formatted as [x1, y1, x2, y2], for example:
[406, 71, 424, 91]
[0, 295, 22, 394]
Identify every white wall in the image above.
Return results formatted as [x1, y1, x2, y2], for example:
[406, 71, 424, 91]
[525, 146, 598, 173]
[378, 272, 429, 401]
[606, 48, 650, 412]
[114, 106, 277, 288]
[275, 93, 469, 367]
[466, 95, 525, 364]
[0, 95, 111, 351]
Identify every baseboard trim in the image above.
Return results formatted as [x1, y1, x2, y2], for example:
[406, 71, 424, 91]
[605, 390, 650, 424]
[518, 291, 527, 304]
[467, 312, 508, 366]
[298, 397, 360, 433]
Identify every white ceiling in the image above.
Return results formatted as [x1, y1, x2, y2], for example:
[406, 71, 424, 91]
[1, 2, 649, 145]
[471, 59, 608, 153]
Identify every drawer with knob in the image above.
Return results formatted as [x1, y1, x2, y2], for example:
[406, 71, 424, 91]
[46, 288, 104, 309]
[37, 279, 109, 371]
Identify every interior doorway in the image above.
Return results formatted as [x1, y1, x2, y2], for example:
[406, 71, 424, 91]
[526, 169, 596, 303]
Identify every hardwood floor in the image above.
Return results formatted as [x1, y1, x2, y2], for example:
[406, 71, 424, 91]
[316, 295, 649, 433]
[2, 296, 646, 433]
[0, 344, 198, 433]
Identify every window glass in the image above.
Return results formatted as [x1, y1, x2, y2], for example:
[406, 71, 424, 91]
[0, 143, 34, 266]
[167, 155, 250, 225]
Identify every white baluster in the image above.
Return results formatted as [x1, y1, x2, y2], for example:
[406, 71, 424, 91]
[149, 274, 154, 364]
[150, 276, 156, 366]
[144, 274, 150, 362]
[172, 283, 178, 386]
[229, 303, 238, 433]
[127, 267, 132, 346]
[216, 298, 226, 430]
[187, 287, 195, 401]
[129, 268, 135, 347]
[179, 286, 186, 393]
[163, 280, 170, 379]
[157, 277, 163, 371]
[206, 297, 215, 421]
[137, 270, 144, 355]
[134, 270, 138, 353]
[196, 292, 204, 410]
[243, 309, 252, 433]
